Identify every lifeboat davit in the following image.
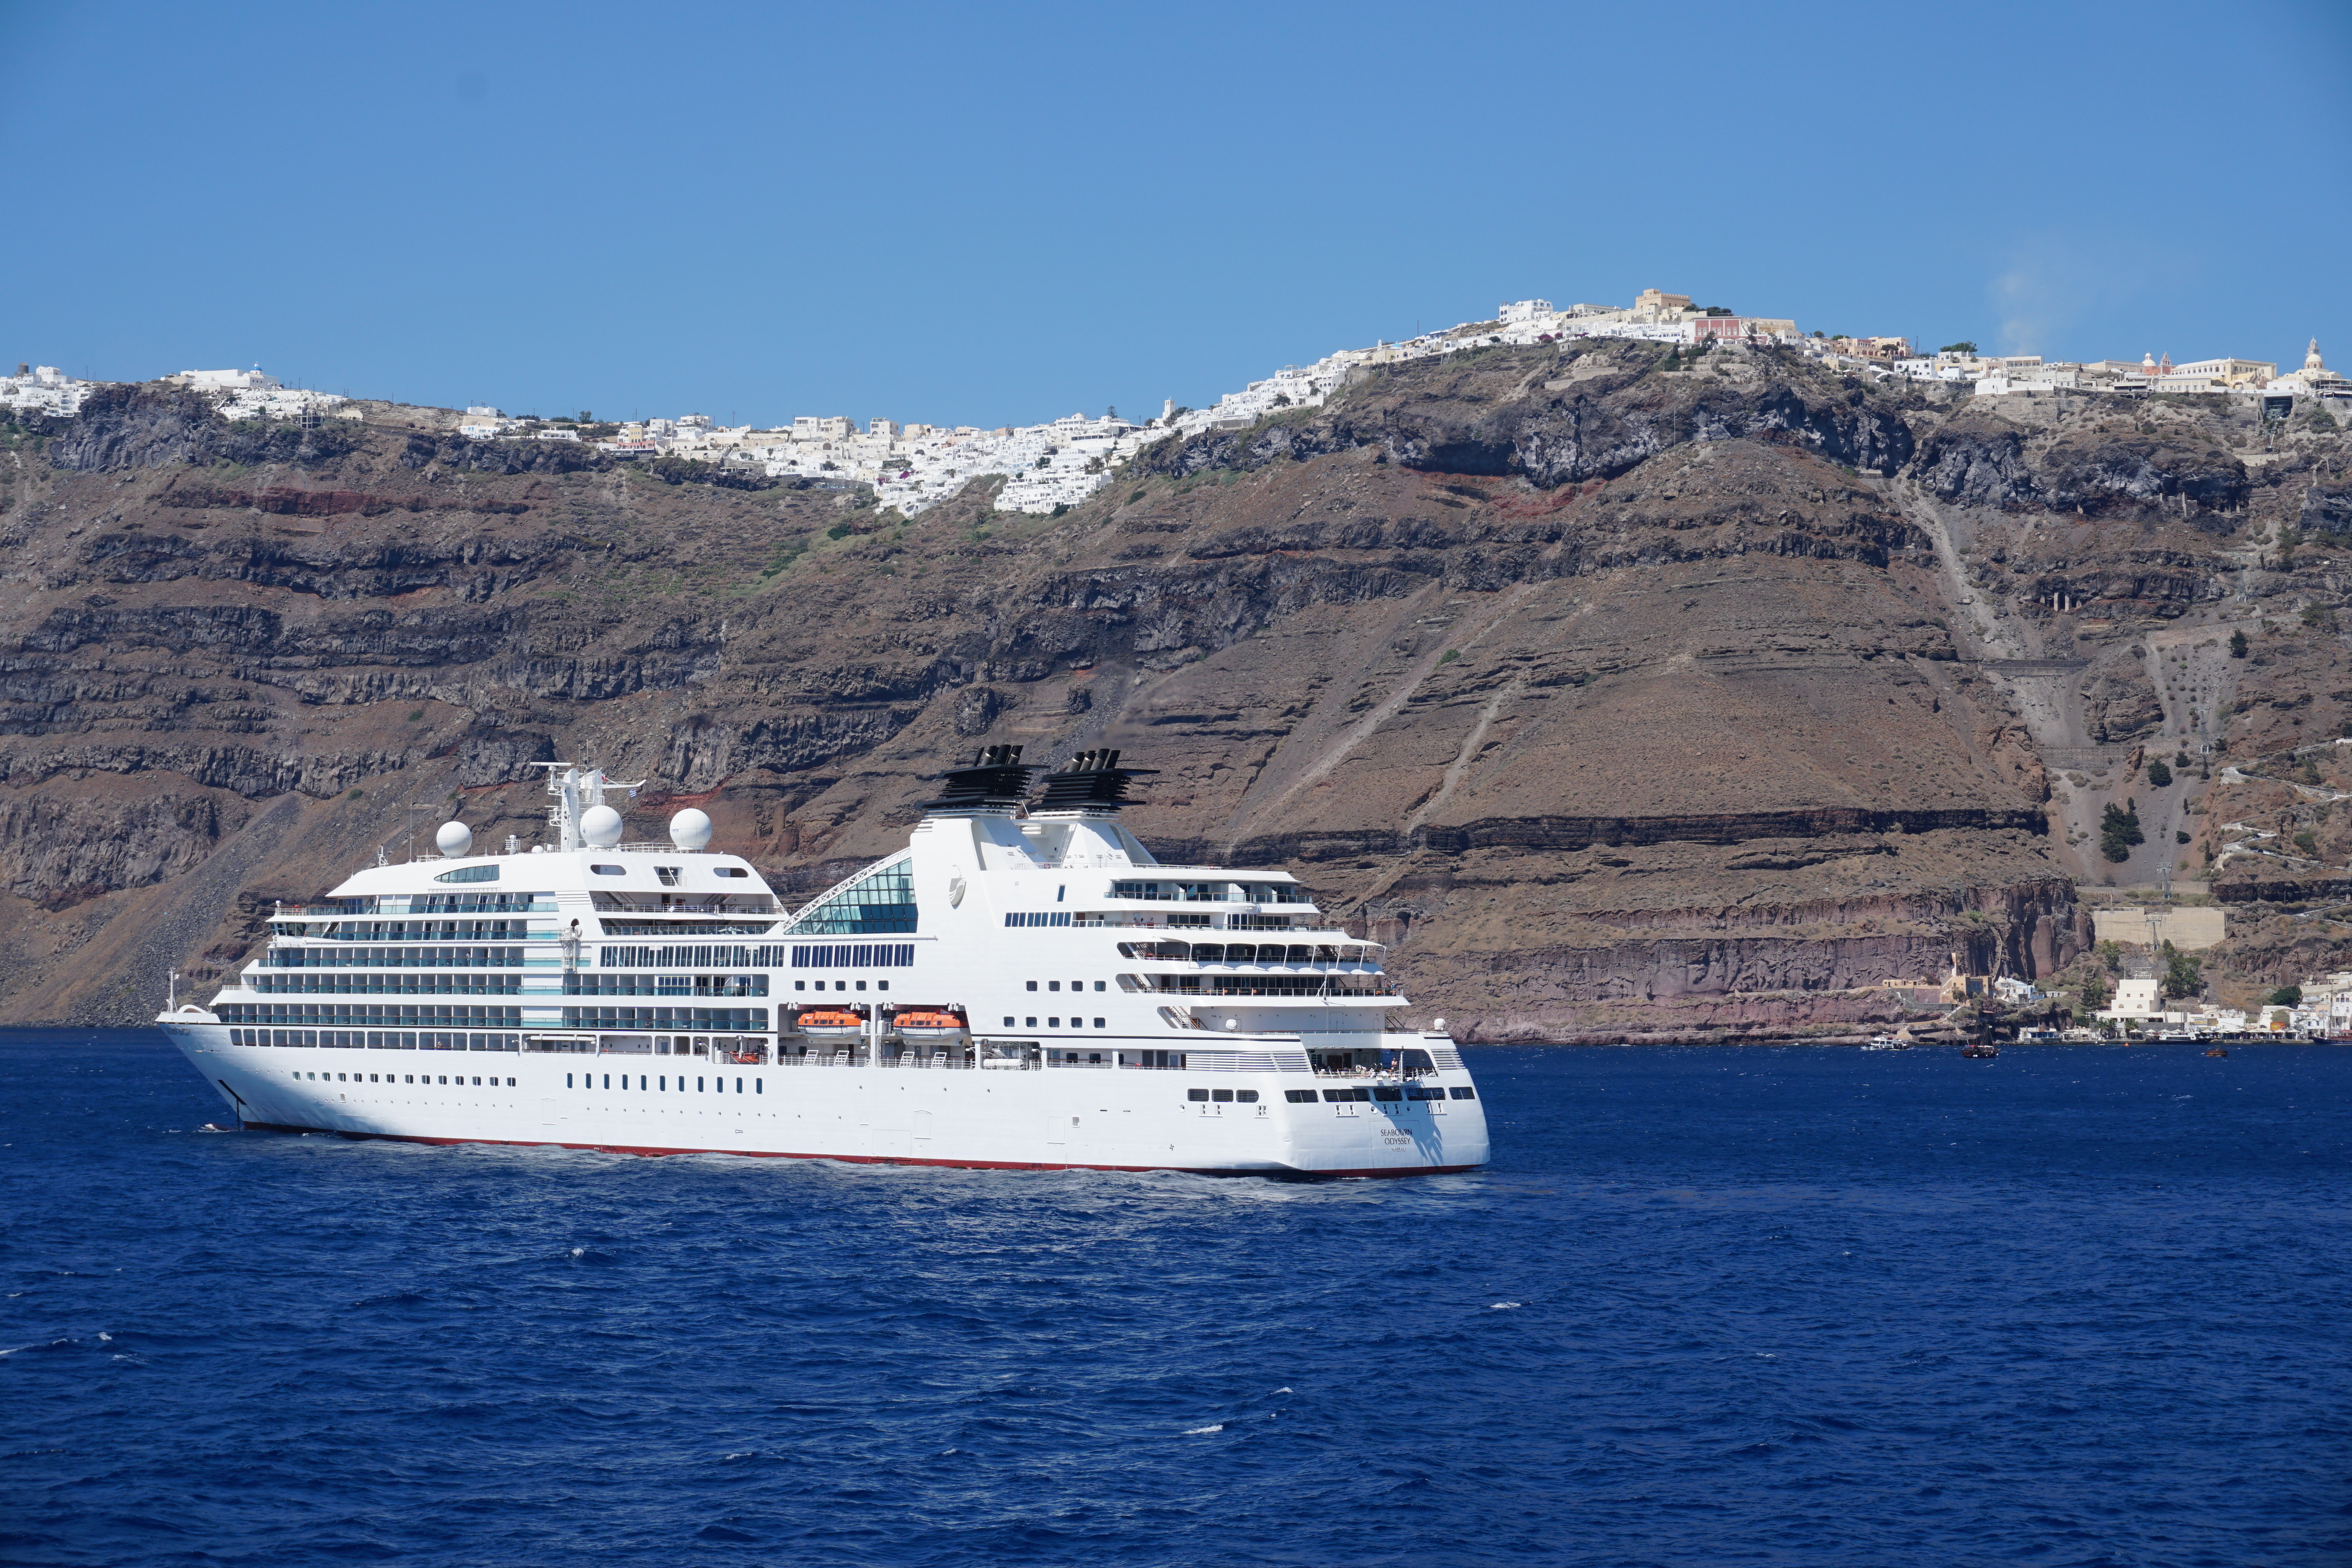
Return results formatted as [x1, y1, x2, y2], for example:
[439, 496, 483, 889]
[893, 1009, 967, 1039]
[794, 1008, 866, 1039]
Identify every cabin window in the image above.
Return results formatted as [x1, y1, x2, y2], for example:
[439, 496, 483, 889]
[1187, 1088, 1210, 1102]
[1324, 1087, 1370, 1102]
[1048, 981, 1060, 991]
[1025, 1016, 1038, 1027]
[1449, 1086, 1477, 1100]
[796, 981, 806, 991]
[1002, 1016, 1014, 1026]
[655, 867, 681, 887]
[591, 865, 626, 876]
[716, 867, 749, 878]
[1093, 1018, 1105, 1028]
[1236, 1091, 1258, 1104]
[1093, 981, 1105, 991]
[1372, 1086, 1404, 1102]
[1027, 981, 1038, 991]
[1048, 1017, 1060, 1028]
[1211, 1089, 1233, 1102]
[1284, 1089, 1317, 1104]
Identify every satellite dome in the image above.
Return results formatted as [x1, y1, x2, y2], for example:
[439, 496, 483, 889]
[435, 821, 473, 857]
[580, 804, 624, 847]
[669, 808, 713, 851]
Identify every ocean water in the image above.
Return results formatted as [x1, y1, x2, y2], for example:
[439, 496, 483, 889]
[1, 1033, 2346, 1567]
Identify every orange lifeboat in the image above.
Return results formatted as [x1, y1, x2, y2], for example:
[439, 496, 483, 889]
[794, 1008, 866, 1039]
[893, 1009, 968, 1039]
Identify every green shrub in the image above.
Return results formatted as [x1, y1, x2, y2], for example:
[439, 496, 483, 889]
[2099, 801, 2144, 862]
[2146, 759, 2172, 787]
[2268, 984, 2303, 1007]
[2162, 942, 2201, 999]
[2230, 629, 2249, 657]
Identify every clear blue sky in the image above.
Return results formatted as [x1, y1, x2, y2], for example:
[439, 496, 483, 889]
[5, 0, 2346, 430]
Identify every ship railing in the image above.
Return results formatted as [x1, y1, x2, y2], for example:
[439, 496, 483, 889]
[768, 1046, 984, 1069]
[1074, 915, 1341, 932]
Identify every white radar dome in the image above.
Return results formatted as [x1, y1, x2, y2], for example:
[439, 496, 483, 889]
[579, 804, 625, 847]
[435, 821, 473, 857]
[669, 808, 713, 851]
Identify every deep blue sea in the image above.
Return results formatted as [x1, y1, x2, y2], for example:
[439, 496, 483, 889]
[2, 1032, 2347, 1567]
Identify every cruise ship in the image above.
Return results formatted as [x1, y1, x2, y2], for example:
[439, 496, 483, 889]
[156, 750, 1489, 1176]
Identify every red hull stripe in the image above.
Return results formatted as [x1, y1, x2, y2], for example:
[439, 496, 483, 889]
[235, 1121, 1477, 1179]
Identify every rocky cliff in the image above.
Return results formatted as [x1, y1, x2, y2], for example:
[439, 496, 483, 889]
[4, 345, 2348, 1037]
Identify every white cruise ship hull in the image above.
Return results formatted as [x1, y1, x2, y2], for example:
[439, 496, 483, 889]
[163, 1022, 1488, 1178]
[155, 754, 1492, 1179]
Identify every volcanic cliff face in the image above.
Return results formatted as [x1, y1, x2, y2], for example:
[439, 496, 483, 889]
[4, 345, 2348, 1037]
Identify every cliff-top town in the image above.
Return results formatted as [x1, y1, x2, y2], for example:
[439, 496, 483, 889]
[5, 286, 2346, 522]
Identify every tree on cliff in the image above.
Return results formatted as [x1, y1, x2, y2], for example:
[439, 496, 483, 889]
[2079, 969, 2109, 1009]
[2147, 758, 2173, 787]
[2100, 801, 2144, 862]
[2161, 941, 2201, 999]
[2231, 629, 2249, 657]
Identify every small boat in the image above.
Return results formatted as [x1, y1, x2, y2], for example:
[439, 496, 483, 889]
[793, 1008, 867, 1039]
[1960, 1041, 1999, 1059]
[1860, 1034, 1909, 1051]
[2205, 1046, 2228, 1058]
[891, 1009, 968, 1039]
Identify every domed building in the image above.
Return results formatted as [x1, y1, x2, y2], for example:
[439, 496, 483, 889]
[2267, 339, 2350, 399]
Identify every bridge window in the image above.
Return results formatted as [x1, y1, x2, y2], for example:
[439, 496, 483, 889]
[789, 860, 917, 935]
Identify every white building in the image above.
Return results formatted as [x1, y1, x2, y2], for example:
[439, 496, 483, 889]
[2097, 977, 2164, 1021]
[170, 366, 282, 392]
[0, 364, 96, 417]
